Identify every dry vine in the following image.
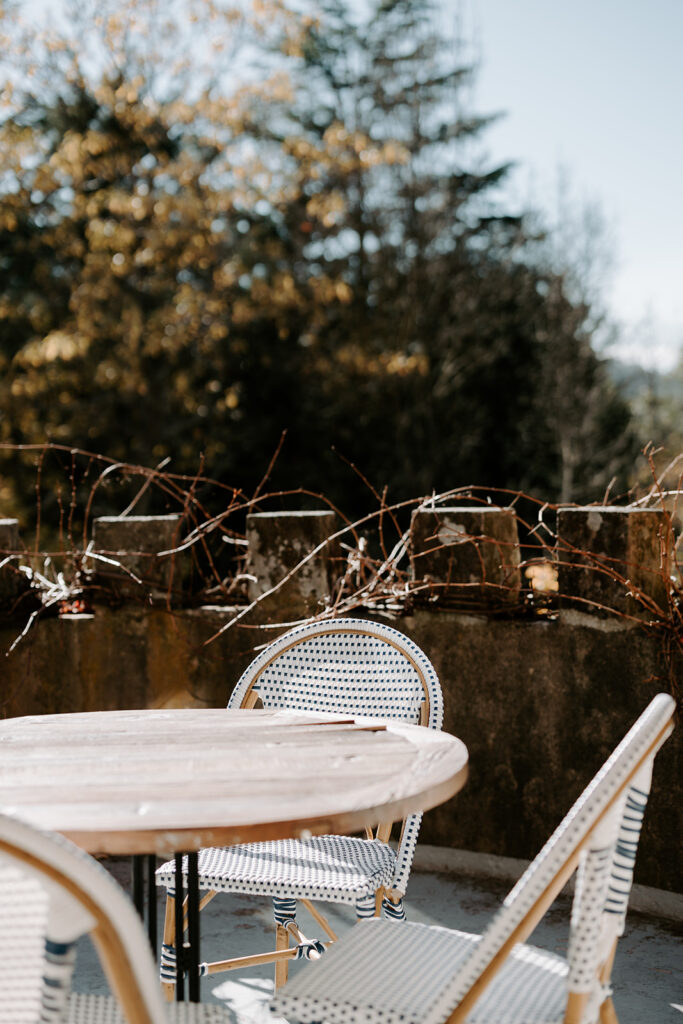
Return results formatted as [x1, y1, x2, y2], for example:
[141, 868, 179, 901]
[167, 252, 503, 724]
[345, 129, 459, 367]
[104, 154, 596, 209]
[0, 442, 680, 696]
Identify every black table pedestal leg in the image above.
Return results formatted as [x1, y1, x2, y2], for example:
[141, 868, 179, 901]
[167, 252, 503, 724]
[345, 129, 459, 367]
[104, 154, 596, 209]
[146, 855, 157, 954]
[131, 854, 158, 953]
[187, 852, 200, 1002]
[174, 851, 201, 1002]
[174, 853, 185, 1002]
[132, 856, 144, 917]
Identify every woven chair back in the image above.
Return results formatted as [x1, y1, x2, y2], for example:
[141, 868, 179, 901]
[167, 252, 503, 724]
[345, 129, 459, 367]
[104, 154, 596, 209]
[433, 693, 675, 1024]
[228, 617, 444, 891]
[0, 813, 169, 1024]
[0, 858, 49, 1021]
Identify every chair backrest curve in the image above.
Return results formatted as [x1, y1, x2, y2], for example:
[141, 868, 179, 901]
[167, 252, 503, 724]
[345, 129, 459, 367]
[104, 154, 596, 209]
[436, 693, 675, 1024]
[0, 813, 169, 1024]
[229, 617, 442, 728]
[228, 617, 444, 892]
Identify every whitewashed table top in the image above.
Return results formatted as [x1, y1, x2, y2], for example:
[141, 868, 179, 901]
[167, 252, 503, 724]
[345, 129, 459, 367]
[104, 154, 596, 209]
[0, 708, 468, 856]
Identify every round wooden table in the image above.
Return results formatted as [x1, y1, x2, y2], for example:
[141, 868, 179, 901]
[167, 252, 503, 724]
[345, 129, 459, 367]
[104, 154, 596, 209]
[0, 707, 469, 1000]
[0, 707, 468, 854]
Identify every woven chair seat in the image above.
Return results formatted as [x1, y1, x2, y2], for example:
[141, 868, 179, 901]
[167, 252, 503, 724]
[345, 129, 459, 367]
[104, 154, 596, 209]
[273, 918, 568, 1024]
[156, 835, 397, 903]
[155, 618, 445, 991]
[272, 696, 676, 1024]
[68, 993, 232, 1022]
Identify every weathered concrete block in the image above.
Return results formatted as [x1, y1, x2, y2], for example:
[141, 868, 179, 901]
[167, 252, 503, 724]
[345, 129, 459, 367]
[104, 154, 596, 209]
[410, 507, 521, 607]
[556, 507, 670, 618]
[246, 511, 340, 618]
[91, 515, 183, 597]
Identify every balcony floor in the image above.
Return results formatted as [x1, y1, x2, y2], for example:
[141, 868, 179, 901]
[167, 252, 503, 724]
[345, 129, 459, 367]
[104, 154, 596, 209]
[75, 857, 683, 1023]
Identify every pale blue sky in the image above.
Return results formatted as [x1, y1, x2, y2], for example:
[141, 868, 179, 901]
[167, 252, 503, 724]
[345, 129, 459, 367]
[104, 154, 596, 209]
[460, 0, 682, 370]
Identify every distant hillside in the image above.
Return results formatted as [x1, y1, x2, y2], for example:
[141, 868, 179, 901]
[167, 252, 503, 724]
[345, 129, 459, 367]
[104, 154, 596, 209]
[607, 358, 682, 402]
[606, 357, 682, 460]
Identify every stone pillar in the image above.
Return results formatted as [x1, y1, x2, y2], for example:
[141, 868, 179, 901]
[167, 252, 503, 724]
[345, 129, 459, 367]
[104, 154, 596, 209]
[91, 515, 184, 599]
[245, 511, 340, 618]
[556, 507, 670, 618]
[410, 507, 521, 608]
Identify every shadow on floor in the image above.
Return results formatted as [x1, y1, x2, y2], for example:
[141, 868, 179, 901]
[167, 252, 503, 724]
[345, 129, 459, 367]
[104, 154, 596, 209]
[75, 859, 683, 1023]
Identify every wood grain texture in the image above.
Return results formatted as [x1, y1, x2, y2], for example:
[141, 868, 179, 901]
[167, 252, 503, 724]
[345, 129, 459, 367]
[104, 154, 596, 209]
[0, 709, 468, 856]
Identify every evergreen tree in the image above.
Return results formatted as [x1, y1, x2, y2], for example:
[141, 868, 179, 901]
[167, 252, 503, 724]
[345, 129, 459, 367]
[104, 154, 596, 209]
[254, 0, 636, 506]
[0, 0, 637, 528]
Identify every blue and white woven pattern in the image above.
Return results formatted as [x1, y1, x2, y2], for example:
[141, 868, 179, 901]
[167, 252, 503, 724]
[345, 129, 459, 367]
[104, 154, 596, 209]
[0, 863, 47, 1024]
[604, 769, 650, 930]
[565, 842, 614, 995]
[156, 836, 396, 903]
[158, 618, 443, 910]
[66, 995, 238, 1022]
[43, 939, 78, 1023]
[272, 694, 675, 1024]
[0, 812, 234, 1024]
[425, 694, 674, 1022]
[272, 918, 568, 1024]
[229, 619, 442, 730]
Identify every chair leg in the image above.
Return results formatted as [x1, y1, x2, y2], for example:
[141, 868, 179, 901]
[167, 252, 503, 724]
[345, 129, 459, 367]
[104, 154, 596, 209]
[355, 893, 377, 920]
[159, 886, 216, 998]
[275, 923, 290, 990]
[381, 891, 406, 921]
[301, 899, 338, 942]
[271, 898, 331, 989]
[273, 896, 298, 991]
[41, 938, 77, 1022]
[564, 992, 590, 1024]
[162, 887, 344, 994]
[160, 892, 177, 1002]
[600, 998, 620, 1024]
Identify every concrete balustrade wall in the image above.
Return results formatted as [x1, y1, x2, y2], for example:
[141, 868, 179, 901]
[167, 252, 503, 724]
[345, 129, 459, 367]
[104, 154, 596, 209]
[0, 507, 680, 893]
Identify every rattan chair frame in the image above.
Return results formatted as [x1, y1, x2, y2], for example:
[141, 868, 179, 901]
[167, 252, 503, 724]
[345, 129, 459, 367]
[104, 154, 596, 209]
[0, 812, 232, 1024]
[156, 616, 444, 994]
[271, 693, 675, 1024]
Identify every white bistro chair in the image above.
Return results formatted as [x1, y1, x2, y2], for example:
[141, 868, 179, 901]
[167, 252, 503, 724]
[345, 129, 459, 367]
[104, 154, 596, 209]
[0, 811, 233, 1024]
[272, 692, 675, 1024]
[156, 616, 444, 993]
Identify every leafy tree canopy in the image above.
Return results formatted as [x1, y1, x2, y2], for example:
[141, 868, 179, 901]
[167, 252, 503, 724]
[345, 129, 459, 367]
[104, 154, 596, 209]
[0, 0, 637, 531]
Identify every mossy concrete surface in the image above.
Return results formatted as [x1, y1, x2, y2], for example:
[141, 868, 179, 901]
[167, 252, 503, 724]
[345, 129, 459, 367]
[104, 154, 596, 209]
[1, 507, 680, 894]
[1, 601, 679, 893]
[394, 608, 680, 895]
